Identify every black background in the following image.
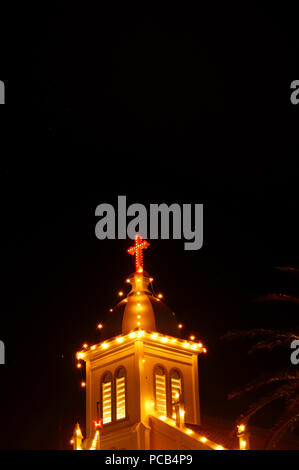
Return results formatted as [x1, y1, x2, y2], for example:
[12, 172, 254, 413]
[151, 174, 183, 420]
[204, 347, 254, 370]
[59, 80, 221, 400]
[0, 2, 299, 449]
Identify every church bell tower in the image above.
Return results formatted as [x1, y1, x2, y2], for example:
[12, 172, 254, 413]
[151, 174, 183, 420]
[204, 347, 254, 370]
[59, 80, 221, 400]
[74, 236, 206, 450]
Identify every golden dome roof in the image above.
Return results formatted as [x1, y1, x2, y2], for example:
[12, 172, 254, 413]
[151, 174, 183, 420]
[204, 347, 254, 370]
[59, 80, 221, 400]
[101, 271, 178, 340]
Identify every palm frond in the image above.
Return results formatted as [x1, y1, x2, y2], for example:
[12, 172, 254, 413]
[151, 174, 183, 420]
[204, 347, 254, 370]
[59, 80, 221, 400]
[222, 329, 282, 342]
[264, 395, 299, 449]
[248, 334, 299, 354]
[275, 266, 299, 273]
[228, 371, 299, 400]
[235, 384, 296, 426]
[255, 293, 299, 305]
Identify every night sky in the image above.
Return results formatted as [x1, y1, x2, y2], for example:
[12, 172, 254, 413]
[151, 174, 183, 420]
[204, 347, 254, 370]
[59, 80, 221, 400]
[1, 3, 299, 449]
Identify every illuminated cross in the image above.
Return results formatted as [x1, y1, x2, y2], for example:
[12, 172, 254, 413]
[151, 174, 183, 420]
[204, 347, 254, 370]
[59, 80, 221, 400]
[93, 419, 103, 430]
[127, 235, 150, 273]
[90, 419, 102, 450]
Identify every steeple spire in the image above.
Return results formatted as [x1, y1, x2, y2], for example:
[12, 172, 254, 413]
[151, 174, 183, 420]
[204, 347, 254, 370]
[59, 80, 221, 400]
[127, 235, 150, 273]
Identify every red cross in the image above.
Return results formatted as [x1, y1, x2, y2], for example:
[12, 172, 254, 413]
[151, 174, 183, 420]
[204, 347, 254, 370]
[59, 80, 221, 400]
[93, 419, 103, 429]
[127, 235, 150, 272]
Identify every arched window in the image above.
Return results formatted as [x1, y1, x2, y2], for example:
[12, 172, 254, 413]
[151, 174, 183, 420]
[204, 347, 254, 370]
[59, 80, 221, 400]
[101, 371, 112, 424]
[170, 369, 182, 419]
[154, 365, 167, 415]
[115, 367, 126, 420]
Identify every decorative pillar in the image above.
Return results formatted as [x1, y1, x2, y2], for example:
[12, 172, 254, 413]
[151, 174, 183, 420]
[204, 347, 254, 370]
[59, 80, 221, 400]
[237, 424, 250, 450]
[72, 423, 83, 450]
